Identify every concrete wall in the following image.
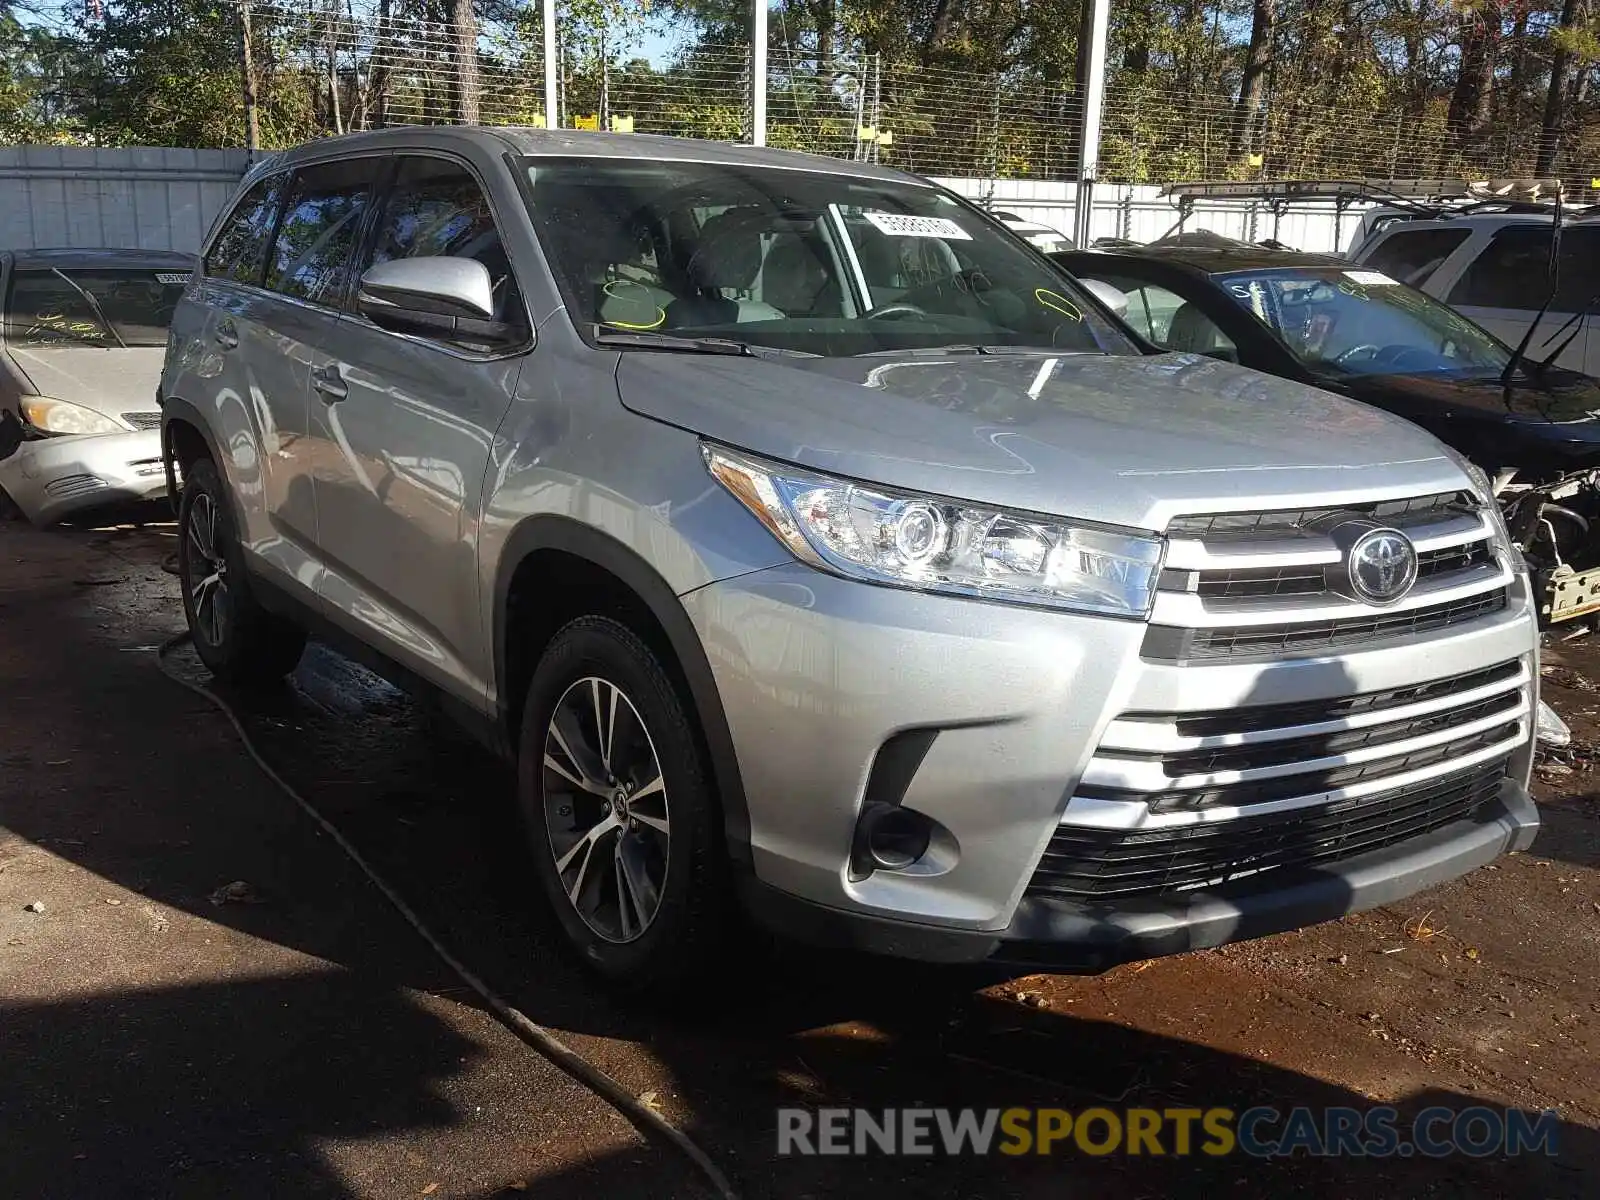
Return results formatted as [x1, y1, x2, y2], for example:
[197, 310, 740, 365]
[0, 147, 251, 254]
[0, 144, 1368, 257]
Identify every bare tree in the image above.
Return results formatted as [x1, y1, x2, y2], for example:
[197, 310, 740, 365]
[1535, 0, 1584, 175]
[238, 0, 260, 149]
[1447, 2, 1500, 146]
[452, 0, 480, 122]
[1230, 0, 1276, 159]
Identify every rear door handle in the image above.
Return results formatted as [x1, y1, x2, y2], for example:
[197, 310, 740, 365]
[214, 318, 239, 349]
[312, 363, 348, 402]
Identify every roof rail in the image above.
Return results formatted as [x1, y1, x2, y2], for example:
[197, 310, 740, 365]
[1159, 177, 1569, 210]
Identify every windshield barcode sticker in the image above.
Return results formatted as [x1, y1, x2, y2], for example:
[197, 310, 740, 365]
[863, 212, 972, 240]
[1343, 270, 1398, 286]
[155, 273, 191, 285]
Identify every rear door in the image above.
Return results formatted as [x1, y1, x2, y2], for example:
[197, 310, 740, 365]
[1444, 225, 1593, 372]
[184, 169, 326, 580]
[305, 152, 530, 705]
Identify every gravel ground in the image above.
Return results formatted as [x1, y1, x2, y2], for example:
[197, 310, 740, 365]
[1, 510, 1596, 1199]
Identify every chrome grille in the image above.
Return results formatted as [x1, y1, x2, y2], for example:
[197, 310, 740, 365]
[1028, 758, 1509, 899]
[1147, 492, 1513, 661]
[122, 412, 163, 430]
[1190, 541, 1494, 600]
[1165, 491, 1474, 541]
[1074, 658, 1529, 815]
[1145, 590, 1509, 662]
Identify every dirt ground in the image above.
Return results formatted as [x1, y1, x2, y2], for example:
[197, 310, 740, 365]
[1, 509, 1596, 1199]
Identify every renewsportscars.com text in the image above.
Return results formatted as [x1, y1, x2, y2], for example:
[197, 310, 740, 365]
[776, 1105, 1560, 1159]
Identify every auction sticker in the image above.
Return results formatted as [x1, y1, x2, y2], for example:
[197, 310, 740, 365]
[155, 273, 191, 285]
[863, 212, 972, 240]
[1342, 270, 1398, 287]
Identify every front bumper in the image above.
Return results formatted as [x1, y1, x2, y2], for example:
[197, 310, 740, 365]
[0, 429, 167, 525]
[684, 559, 1539, 956]
[741, 779, 1539, 967]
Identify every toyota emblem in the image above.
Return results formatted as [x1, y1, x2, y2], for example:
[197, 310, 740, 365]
[1346, 527, 1418, 605]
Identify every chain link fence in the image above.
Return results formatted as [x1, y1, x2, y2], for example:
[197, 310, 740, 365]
[31, 1, 1600, 189]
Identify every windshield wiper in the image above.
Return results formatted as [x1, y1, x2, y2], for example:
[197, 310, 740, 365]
[592, 327, 818, 358]
[1500, 195, 1564, 393]
[1533, 290, 1600, 373]
[50, 268, 127, 349]
[852, 343, 1075, 358]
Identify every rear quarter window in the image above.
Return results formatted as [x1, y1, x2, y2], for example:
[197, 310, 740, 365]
[205, 173, 288, 286]
[1361, 227, 1470, 288]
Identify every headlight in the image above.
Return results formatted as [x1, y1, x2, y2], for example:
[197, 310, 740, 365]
[1441, 445, 1517, 554]
[704, 444, 1165, 618]
[19, 395, 126, 436]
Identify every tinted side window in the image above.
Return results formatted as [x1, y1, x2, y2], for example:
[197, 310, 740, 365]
[362, 156, 524, 331]
[264, 160, 377, 305]
[1447, 227, 1598, 312]
[205, 174, 287, 285]
[1362, 228, 1470, 287]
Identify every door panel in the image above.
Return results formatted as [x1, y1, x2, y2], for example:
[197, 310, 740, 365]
[188, 172, 319, 581]
[309, 326, 520, 697]
[308, 155, 529, 702]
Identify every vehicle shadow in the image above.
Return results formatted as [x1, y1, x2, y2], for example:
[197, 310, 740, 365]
[1, 971, 486, 1200]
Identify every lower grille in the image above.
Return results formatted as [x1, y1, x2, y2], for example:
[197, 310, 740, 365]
[1028, 759, 1508, 900]
[1144, 590, 1508, 663]
[43, 474, 107, 498]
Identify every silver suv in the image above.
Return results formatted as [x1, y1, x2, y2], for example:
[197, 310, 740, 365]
[160, 128, 1539, 991]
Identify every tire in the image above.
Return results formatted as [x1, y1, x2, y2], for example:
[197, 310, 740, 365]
[518, 616, 729, 994]
[177, 457, 306, 684]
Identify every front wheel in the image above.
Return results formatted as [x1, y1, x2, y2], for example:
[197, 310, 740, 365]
[518, 616, 728, 993]
[177, 458, 306, 684]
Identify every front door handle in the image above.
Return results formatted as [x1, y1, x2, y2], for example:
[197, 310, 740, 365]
[312, 363, 348, 403]
[214, 318, 239, 349]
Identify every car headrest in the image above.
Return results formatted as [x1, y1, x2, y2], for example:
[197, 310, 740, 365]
[687, 210, 768, 291]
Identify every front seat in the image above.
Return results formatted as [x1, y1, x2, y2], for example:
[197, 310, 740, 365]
[666, 211, 785, 328]
[1164, 302, 1227, 354]
[761, 234, 833, 316]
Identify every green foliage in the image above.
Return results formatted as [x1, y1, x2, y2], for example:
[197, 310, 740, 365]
[3, 0, 1599, 185]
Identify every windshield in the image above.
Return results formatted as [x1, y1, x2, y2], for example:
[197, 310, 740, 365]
[1215, 266, 1511, 378]
[522, 157, 1132, 358]
[2, 267, 187, 348]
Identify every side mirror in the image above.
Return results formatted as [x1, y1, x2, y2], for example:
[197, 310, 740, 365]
[1080, 278, 1130, 320]
[357, 256, 522, 346]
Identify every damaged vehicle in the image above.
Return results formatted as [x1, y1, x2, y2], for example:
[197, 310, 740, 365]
[1057, 242, 1600, 626]
[158, 129, 1539, 993]
[0, 248, 192, 525]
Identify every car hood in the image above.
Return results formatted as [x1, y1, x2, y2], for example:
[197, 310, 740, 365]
[618, 350, 1464, 531]
[6, 345, 166, 419]
[1336, 367, 1600, 470]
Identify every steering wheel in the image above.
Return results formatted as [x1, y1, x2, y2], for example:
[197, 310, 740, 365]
[865, 302, 931, 322]
[1373, 344, 1441, 370]
[1332, 343, 1382, 365]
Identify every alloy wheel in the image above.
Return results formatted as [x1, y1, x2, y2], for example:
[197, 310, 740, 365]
[186, 491, 230, 647]
[542, 676, 671, 943]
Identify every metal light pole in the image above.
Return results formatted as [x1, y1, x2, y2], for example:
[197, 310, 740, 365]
[543, 0, 558, 129]
[1072, 0, 1110, 247]
[752, 0, 767, 146]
